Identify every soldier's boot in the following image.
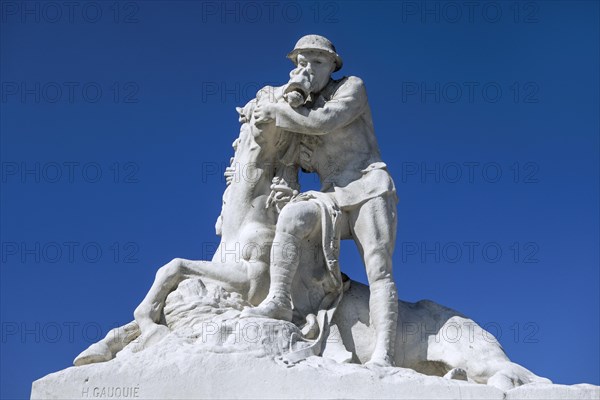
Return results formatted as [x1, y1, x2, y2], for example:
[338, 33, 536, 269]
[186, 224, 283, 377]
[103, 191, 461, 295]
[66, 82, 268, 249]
[365, 280, 398, 367]
[240, 232, 300, 321]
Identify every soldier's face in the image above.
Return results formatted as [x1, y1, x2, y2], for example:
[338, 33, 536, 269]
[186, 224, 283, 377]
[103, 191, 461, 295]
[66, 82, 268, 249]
[292, 51, 336, 94]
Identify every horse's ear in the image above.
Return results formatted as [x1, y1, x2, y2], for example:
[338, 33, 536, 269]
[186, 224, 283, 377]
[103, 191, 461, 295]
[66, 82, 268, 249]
[236, 107, 243, 115]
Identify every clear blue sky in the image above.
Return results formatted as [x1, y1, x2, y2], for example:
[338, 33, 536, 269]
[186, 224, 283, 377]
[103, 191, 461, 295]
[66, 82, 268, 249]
[1, 1, 598, 398]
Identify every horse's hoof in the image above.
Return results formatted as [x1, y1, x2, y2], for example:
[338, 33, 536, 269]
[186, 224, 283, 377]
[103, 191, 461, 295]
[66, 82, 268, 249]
[73, 342, 113, 366]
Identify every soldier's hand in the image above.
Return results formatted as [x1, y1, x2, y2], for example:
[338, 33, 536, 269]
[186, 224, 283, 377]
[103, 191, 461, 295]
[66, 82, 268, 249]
[266, 184, 298, 212]
[253, 102, 277, 125]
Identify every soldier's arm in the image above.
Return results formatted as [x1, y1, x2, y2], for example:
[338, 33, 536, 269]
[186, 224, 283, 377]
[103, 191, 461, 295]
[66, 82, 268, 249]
[274, 76, 368, 135]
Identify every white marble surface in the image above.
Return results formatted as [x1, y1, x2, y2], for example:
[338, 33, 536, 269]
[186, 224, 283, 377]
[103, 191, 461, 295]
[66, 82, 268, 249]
[31, 344, 598, 400]
[32, 278, 599, 399]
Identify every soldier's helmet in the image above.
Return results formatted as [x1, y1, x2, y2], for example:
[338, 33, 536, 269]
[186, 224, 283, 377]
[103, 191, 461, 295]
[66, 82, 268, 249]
[287, 35, 343, 72]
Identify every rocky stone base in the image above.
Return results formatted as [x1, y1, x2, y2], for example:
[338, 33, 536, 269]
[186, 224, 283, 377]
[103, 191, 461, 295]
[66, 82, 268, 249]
[32, 277, 599, 399]
[31, 348, 599, 400]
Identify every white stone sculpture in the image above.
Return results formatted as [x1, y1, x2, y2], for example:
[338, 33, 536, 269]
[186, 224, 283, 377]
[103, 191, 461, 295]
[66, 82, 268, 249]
[31, 35, 599, 400]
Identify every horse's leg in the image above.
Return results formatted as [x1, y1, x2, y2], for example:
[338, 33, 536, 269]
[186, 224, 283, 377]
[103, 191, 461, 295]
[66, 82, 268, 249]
[129, 258, 251, 353]
[73, 257, 199, 365]
[74, 258, 252, 364]
[73, 320, 140, 366]
[133, 258, 239, 330]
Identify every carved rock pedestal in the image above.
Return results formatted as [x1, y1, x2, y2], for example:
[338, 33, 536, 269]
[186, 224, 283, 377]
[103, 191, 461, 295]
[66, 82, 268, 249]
[30, 348, 599, 400]
[31, 279, 599, 400]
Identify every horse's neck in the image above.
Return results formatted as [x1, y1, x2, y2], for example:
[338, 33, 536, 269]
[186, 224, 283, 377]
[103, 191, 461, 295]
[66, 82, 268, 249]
[232, 124, 278, 187]
[220, 123, 281, 232]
